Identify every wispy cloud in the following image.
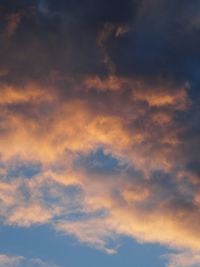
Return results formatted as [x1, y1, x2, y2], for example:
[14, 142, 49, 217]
[0, 254, 59, 267]
[164, 251, 200, 267]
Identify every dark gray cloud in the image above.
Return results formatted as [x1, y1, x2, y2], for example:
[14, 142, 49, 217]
[1, 0, 200, 91]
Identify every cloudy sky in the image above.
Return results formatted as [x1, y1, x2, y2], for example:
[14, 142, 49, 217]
[0, 1, 200, 266]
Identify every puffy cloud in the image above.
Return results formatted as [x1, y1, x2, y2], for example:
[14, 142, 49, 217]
[0, 77, 197, 254]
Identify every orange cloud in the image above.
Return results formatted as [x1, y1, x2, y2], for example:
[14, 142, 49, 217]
[84, 75, 122, 91]
[132, 86, 189, 109]
[0, 76, 199, 259]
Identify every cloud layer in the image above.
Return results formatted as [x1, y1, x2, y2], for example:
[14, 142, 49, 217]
[0, 1, 200, 266]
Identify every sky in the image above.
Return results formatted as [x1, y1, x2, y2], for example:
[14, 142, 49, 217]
[0, 0, 200, 267]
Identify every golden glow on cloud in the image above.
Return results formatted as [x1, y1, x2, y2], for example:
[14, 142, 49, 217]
[0, 76, 199, 265]
[1, 2, 200, 267]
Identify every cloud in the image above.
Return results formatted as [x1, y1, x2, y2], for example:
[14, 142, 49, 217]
[0, 0, 200, 264]
[164, 251, 200, 267]
[0, 77, 198, 254]
[0, 254, 22, 267]
[56, 218, 118, 254]
[4, 12, 23, 38]
[0, 254, 58, 267]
